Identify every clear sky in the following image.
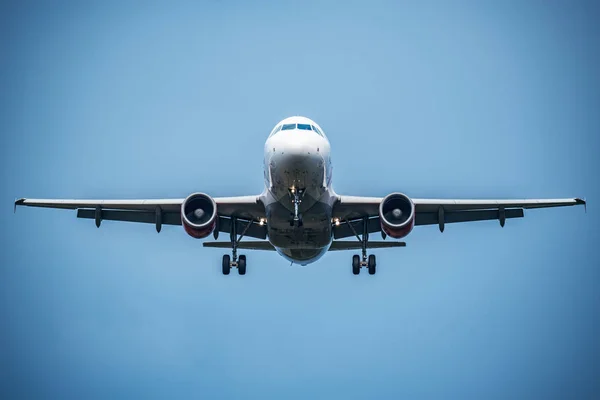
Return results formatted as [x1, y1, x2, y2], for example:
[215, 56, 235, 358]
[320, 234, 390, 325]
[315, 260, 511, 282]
[1, 1, 598, 399]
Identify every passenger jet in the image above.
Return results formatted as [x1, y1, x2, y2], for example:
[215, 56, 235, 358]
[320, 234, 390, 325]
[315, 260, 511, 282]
[15, 116, 586, 275]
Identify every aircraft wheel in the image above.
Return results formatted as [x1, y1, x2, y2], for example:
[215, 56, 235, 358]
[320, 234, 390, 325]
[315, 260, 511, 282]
[222, 254, 231, 275]
[238, 255, 247, 275]
[368, 254, 376, 275]
[352, 255, 360, 275]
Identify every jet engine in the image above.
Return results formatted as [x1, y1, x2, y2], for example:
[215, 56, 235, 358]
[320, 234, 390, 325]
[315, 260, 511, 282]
[181, 193, 217, 238]
[379, 193, 415, 239]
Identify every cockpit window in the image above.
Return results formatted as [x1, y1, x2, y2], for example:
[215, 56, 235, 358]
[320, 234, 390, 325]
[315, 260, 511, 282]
[269, 125, 282, 136]
[271, 122, 325, 136]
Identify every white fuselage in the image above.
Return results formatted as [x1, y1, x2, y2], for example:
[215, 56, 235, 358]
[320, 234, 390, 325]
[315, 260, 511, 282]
[259, 116, 337, 265]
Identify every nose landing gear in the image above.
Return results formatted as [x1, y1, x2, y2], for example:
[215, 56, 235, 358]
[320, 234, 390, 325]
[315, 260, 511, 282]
[348, 217, 377, 275]
[289, 188, 305, 227]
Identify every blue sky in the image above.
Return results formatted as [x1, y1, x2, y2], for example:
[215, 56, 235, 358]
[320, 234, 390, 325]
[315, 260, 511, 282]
[1, 1, 598, 398]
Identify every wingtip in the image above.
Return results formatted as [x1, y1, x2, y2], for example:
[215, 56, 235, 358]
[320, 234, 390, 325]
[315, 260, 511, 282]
[575, 197, 587, 213]
[14, 198, 25, 213]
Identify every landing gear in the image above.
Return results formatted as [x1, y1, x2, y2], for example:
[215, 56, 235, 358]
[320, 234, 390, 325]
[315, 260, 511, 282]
[221, 217, 252, 276]
[222, 254, 231, 275]
[289, 188, 305, 227]
[351, 253, 377, 275]
[368, 254, 376, 275]
[348, 217, 378, 275]
[238, 255, 247, 275]
[352, 255, 360, 275]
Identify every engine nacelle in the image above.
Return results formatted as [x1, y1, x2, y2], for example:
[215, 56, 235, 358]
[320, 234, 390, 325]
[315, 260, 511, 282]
[379, 192, 415, 239]
[181, 192, 217, 239]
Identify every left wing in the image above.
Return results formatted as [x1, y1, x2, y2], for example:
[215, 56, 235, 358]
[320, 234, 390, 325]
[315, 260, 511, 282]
[14, 196, 267, 239]
[332, 196, 586, 238]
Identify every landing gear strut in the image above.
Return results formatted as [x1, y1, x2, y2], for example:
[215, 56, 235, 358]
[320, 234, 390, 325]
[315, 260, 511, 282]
[222, 217, 251, 275]
[347, 217, 376, 275]
[289, 188, 305, 227]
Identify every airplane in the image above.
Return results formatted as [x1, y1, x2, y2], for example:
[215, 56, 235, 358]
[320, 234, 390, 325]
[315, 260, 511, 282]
[15, 116, 586, 275]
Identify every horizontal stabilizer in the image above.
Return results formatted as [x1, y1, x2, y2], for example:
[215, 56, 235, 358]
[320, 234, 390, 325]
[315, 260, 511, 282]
[203, 241, 406, 252]
[329, 241, 406, 251]
[203, 241, 276, 251]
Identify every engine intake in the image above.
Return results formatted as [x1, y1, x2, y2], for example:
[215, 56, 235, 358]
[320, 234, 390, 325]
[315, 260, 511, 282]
[181, 193, 217, 239]
[379, 193, 415, 239]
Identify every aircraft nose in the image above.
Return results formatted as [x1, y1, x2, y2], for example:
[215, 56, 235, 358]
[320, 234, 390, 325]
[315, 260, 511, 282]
[271, 130, 322, 158]
[284, 140, 316, 157]
[269, 131, 324, 175]
[267, 129, 328, 192]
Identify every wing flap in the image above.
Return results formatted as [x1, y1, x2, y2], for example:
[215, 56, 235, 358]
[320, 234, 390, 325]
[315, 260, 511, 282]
[332, 208, 526, 239]
[415, 208, 524, 226]
[76, 210, 268, 239]
[77, 209, 182, 225]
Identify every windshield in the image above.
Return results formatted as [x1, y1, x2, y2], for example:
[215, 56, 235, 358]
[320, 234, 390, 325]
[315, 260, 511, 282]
[269, 125, 282, 136]
[270, 122, 325, 137]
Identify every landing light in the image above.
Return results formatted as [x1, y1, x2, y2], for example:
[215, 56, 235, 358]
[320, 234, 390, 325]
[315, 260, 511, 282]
[259, 218, 266, 226]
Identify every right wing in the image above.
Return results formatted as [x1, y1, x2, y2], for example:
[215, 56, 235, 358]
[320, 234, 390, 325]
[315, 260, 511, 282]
[15, 195, 268, 239]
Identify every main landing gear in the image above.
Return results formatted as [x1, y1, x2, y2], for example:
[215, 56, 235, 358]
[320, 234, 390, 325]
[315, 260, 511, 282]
[348, 217, 376, 275]
[222, 217, 251, 276]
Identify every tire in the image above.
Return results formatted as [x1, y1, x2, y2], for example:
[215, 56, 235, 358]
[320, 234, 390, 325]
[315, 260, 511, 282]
[222, 254, 231, 275]
[368, 254, 376, 275]
[238, 255, 247, 275]
[352, 254, 360, 275]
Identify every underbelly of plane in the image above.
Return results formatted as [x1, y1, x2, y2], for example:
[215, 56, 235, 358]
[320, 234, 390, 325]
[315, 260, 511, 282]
[265, 199, 334, 265]
[275, 246, 329, 265]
